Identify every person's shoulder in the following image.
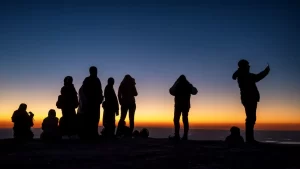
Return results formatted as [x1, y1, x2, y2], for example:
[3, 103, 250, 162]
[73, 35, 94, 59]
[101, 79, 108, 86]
[83, 76, 90, 82]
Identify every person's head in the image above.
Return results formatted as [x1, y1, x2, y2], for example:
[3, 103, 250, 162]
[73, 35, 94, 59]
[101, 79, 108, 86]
[122, 74, 133, 84]
[238, 59, 250, 73]
[89, 66, 98, 77]
[230, 126, 241, 136]
[108, 77, 114, 86]
[48, 109, 56, 118]
[18, 103, 27, 111]
[177, 74, 188, 84]
[140, 128, 149, 138]
[64, 76, 73, 85]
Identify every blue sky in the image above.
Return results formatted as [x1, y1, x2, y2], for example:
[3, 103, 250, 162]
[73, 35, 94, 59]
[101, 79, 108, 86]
[0, 0, 299, 124]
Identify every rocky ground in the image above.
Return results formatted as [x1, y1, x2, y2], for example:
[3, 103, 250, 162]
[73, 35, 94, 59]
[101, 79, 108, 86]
[0, 138, 299, 169]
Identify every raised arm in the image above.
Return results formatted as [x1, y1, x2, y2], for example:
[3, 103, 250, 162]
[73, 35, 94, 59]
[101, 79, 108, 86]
[191, 85, 198, 95]
[11, 111, 17, 122]
[232, 69, 239, 80]
[254, 66, 270, 82]
[133, 86, 138, 96]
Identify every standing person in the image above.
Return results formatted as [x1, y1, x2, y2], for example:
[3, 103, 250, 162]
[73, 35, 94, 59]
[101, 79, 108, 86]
[81, 66, 104, 139]
[117, 75, 138, 135]
[102, 77, 119, 138]
[232, 59, 270, 144]
[169, 75, 198, 141]
[56, 76, 78, 138]
[11, 103, 34, 140]
[77, 85, 86, 139]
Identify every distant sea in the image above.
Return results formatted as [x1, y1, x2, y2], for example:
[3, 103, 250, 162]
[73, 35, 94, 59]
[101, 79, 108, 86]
[1, 127, 300, 144]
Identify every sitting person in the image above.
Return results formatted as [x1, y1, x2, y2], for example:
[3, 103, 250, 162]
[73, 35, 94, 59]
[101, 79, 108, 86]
[132, 130, 140, 138]
[11, 103, 34, 140]
[116, 121, 131, 138]
[225, 126, 244, 147]
[140, 128, 149, 138]
[41, 109, 60, 141]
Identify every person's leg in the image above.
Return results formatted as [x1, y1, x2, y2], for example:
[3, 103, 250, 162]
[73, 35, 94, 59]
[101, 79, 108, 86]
[106, 109, 115, 137]
[182, 107, 190, 140]
[103, 109, 107, 128]
[93, 105, 101, 137]
[128, 103, 136, 133]
[173, 106, 181, 138]
[119, 105, 128, 123]
[116, 105, 128, 136]
[243, 101, 257, 142]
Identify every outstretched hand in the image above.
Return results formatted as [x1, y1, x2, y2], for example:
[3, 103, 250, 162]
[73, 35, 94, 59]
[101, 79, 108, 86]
[29, 111, 34, 117]
[266, 63, 270, 71]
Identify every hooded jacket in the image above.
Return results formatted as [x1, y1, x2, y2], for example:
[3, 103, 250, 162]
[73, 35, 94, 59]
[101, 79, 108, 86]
[232, 67, 270, 103]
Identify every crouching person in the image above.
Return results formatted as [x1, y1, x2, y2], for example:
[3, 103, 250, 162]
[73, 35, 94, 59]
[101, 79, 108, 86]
[41, 109, 61, 141]
[11, 103, 34, 141]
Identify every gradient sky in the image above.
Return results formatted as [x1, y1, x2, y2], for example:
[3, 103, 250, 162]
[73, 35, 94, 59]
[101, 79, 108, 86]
[0, 0, 299, 129]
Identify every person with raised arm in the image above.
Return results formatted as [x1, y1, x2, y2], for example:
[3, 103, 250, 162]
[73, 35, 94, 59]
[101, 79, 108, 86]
[232, 60, 270, 144]
[169, 75, 198, 141]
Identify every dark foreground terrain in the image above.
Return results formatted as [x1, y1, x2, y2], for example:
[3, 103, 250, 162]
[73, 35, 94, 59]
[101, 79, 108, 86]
[0, 138, 299, 169]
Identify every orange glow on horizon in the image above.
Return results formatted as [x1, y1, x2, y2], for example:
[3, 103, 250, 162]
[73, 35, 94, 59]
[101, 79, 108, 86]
[1, 86, 299, 131]
[1, 120, 300, 131]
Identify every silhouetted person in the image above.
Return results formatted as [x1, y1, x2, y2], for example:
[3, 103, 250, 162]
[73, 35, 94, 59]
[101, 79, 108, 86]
[77, 86, 86, 138]
[117, 75, 138, 134]
[169, 75, 198, 140]
[102, 77, 119, 138]
[81, 66, 104, 139]
[225, 126, 244, 147]
[41, 109, 60, 141]
[232, 60, 270, 143]
[56, 76, 79, 138]
[140, 128, 149, 138]
[116, 121, 131, 138]
[132, 130, 140, 138]
[11, 103, 34, 140]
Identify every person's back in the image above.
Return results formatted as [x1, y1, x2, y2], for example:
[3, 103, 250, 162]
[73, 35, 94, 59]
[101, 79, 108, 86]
[12, 110, 31, 128]
[232, 60, 270, 103]
[104, 83, 119, 111]
[42, 110, 59, 133]
[169, 75, 197, 140]
[82, 76, 103, 105]
[174, 81, 194, 108]
[118, 76, 137, 105]
[225, 126, 244, 147]
[171, 75, 197, 108]
[41, 109, 60, 140]
[42, 117, 59, 132]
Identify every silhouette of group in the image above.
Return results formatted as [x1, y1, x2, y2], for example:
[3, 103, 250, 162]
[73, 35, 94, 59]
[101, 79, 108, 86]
[11, 59, 270, 144]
